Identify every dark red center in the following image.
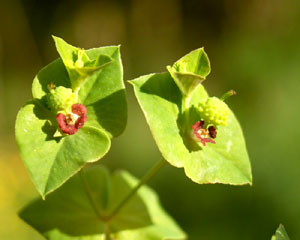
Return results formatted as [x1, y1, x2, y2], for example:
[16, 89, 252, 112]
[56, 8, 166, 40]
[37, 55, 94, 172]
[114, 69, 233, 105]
[192, 120, 216, 146]
[56, 104, 88, 135]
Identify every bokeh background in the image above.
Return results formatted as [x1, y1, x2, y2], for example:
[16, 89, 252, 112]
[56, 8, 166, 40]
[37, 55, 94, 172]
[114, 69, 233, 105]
[1, 0, 300, 239]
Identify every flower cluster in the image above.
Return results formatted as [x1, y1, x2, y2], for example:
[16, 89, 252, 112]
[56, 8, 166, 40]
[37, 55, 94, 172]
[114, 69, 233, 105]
[192, 96, 230, 146]
[198, 97, 229, 126]
[47, 84, 87, 135]
[47, 85, 77, 112]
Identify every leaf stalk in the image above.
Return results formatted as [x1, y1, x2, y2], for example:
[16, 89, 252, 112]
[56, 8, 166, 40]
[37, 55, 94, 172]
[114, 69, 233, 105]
[107, 158, 166, 221]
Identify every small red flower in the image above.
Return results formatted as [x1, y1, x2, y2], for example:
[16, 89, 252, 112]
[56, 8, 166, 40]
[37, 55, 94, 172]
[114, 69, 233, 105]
[56, 104, 88, 135]
[192, 120, 216, 146]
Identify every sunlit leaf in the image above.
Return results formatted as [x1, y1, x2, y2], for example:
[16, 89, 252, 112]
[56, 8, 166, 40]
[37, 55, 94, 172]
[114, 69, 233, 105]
[53, 36, 113, 91]
[130, 72, 252, 185]
[15, 100, 111, 197]
[167, 48, 210, 96]
[16, 38, 127, 197]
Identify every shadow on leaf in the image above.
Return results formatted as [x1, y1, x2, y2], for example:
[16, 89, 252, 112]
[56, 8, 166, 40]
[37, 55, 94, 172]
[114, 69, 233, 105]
[34, 59, 71, 97]
[177, 106, 203, 152]
[19, 166, 152, 237]
[87, 89, 127, 138]
[32, 100, 60, 142]
[139, 72, 181, 105]
[138, 72, 203, 153]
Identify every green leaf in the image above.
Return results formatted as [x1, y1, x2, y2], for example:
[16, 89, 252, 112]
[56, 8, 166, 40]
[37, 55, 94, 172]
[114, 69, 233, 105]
[16, 38, 127, 197]
[20, 166, 186, 240]
[53, 36, 113, 91]
[167, 48, 210, 96]
[15, 100, 111, 197]
[130, 72, 252, 185]
[79, 46, 127, 138]
[271, 224, 290, 240]
[32, 43, 127, 138]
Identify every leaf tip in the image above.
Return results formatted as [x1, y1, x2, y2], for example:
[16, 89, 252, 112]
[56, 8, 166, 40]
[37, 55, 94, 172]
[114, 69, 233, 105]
[51, 35, 61, 43]
[166, 65, 172, 72]
[18, 207, 27, 222]
[39, 189, 47, 200]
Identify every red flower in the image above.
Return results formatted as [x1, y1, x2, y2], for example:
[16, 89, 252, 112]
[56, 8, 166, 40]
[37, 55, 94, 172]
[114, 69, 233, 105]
[56, 104, 88, 135]
[192, 120, 216, 146]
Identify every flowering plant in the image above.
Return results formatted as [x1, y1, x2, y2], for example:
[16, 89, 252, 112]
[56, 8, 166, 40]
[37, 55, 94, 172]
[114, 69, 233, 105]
[15, 36, 127, 197]
[130, 48, 252, 185]
[17, 38, 291, 240]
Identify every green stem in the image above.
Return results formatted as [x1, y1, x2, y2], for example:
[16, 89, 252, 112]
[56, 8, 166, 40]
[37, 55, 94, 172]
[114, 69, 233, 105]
[105, 223, 111, 240]
[107, 158, 166, 220]
[79, 170, 106, 222]
[220, 89, 236, 101]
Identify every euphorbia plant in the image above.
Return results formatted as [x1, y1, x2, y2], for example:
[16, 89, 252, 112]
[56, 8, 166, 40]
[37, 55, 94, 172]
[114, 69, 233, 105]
[130, 48, 251, 185]
[15, 36, 128, 198]
[17, 37, 288, 240]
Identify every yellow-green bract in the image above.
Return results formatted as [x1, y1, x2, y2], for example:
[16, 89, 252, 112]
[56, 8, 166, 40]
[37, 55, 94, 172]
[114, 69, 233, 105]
[130, 48, 252, 186]
[15, 37, 127, 198]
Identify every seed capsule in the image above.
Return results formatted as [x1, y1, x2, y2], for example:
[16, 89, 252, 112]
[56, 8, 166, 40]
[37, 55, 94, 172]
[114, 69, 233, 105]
[198, 97, 230, 126]
[47, 86, 77, 112]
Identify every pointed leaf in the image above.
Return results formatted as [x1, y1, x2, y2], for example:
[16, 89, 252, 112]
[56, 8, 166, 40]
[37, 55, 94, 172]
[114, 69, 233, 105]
[16, 38, 127, 197]
[271, 224, 290, 240]
[130, 72, 252, 185]
[52, 36, 113, 91]
[32, 44, 127, 138]
[167, 48, 210, 96]
[15, 100, 111, 197]
[20, 166, 186, 240]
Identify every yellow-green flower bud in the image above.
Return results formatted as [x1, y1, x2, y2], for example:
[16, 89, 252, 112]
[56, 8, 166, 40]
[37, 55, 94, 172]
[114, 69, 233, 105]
[198, 97, 230, 126]
[47, 86, 77, 112]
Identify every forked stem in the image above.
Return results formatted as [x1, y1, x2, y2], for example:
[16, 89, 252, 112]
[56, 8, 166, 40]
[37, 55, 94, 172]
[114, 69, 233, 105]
[105, 223, 111, 240]
[107, 158, 166, 221]
[80, 158, 166, 240]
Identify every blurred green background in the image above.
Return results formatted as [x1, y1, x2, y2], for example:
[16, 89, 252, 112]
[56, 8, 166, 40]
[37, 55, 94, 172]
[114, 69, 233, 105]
[1, 0, 300, 239]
